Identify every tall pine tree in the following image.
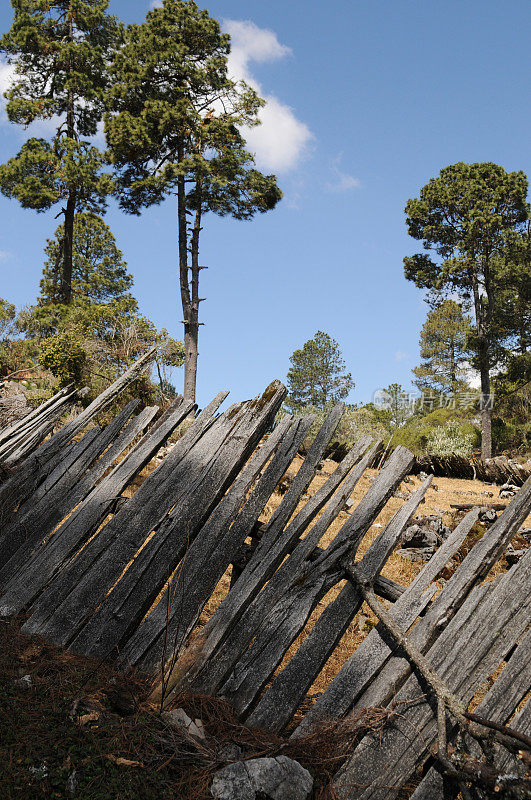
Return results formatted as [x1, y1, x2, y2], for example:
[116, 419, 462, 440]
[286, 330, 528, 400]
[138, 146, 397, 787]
[404, 162, 528, 458]
[0, 0, 121, 303]
[104, 0, 282, 402]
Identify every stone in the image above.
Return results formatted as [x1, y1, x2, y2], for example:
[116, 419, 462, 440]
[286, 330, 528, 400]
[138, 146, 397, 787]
[163, 708, 205, 739]
[519, 528, 531, 543]
[217, 743, 242, 761]
[396, 547, 435, 562]
[211, 756, 313, 800]
[393, 490, 410, 500]
[479, 507, 497, 523]
[499, 483, 519, 499]
[401, 524, 438, 549]
[418, 471, 429, 480]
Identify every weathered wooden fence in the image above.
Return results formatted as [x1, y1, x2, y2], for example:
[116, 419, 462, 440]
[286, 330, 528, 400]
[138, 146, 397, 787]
[0, 354, 529, 799]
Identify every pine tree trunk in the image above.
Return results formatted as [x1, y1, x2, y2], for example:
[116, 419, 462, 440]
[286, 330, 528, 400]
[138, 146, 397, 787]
[479, 340, 492, 460]
[62, 191, 75, 305]
[177, 143, 196, 403]
[62, 7, 75, 306]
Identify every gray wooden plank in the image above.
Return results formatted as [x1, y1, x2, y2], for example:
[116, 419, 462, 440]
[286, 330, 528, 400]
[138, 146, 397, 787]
[167, 434, 380, 703]
[122, 415, 312, 670]
[0, 348, 157, 523]
[190, 445, 412, 709]
[353, 479, 531, 714]
[333, 549, 531, 800]
[0, 401, 189, 615]
[67, 382, 287, 660]
[20, 391, 227, 639]
[0, 404, 159, 596]
[247, 478, 433, 731]
[0, 401, 139, 573]
[409, 628, 531, 800]
[71, 381, 286, 657]
[293, 509, 479, 738]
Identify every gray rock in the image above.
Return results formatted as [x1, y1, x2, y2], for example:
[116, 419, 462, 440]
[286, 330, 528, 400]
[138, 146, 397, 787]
[479, 507, 497, 523]
[401, 524, 438, 549]
[163, 708, 205, 739]
[499, 483, 519, 499]
[393, 490, 410, 500]
[397, 547, 435, 563]
[211, 756, 313, 800]
[217, 743, 243, 762]
[519, 528, 531, 543]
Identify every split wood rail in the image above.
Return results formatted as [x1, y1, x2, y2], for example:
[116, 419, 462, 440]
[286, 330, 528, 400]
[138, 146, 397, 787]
[0, 353, 529, 799]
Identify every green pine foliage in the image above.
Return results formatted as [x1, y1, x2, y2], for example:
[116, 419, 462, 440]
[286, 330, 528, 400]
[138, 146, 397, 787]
[286, 331, 354, 412]
[413, 300, 472, 395]
[0, 0, 121, 301]
[404, 162, 529, 459]
[40, 212, 136, 306]
[104, 0, 282, 400]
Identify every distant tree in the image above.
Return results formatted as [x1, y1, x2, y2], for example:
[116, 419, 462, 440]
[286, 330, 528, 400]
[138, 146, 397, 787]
[404, 162, 529, 458]
[377, 382, 411, 428]
[286, 331, 354, 412]
[0, 298, 16, 341]
[0, 0, 121, 303]
[104, 0, 282, 402]
[413, 299, 472, 395]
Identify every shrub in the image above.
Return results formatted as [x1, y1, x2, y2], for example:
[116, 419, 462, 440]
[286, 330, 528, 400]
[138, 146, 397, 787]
[426, 420, 475, 458]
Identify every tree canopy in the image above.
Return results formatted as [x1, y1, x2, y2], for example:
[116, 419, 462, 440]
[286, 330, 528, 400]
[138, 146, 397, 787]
[104, 0, 282, 401]
[0, 0, 121, 302]
[286, 331, 354, 412]
[413, 299, 471, 395]
[404, 161, 529, 458]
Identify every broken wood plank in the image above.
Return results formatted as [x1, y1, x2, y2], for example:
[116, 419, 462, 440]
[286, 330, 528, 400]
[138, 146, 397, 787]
[0, 401, 139, 573]
[293, 508, 479, 738]
[196, 446, 412, 712]
[165, 433, 379, 703]
[333, 549, 531, 800]
[0, 349, 157, 523]
[409, 627, 531, 800]
[0, 401, 187, 616]
[20, 392, 229, 640]
[0, 403, 159, 594]
[353, 478, 531, 713]
[156, 405, 357, 703]
[123, 415, 312, 670]
[247, 477, 432, 731]
[67, 383, 286, 660]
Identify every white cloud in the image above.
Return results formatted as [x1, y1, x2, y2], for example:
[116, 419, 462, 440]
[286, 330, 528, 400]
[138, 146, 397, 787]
[149, 0, 162, 8]
[327, 154, 360, 193]
[0, 59, 15, 119]
[0, 250, 10, 262]
[224, 20, 312, 173]
[395, 349, 408, 362]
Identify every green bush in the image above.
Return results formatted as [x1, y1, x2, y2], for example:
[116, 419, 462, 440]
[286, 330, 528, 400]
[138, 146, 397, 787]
[39, 331, 86, 386]
[426, 420, 475, 458]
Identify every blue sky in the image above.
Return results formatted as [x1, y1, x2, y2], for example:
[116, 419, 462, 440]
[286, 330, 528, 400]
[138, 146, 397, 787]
[1, 0, 530, 406]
